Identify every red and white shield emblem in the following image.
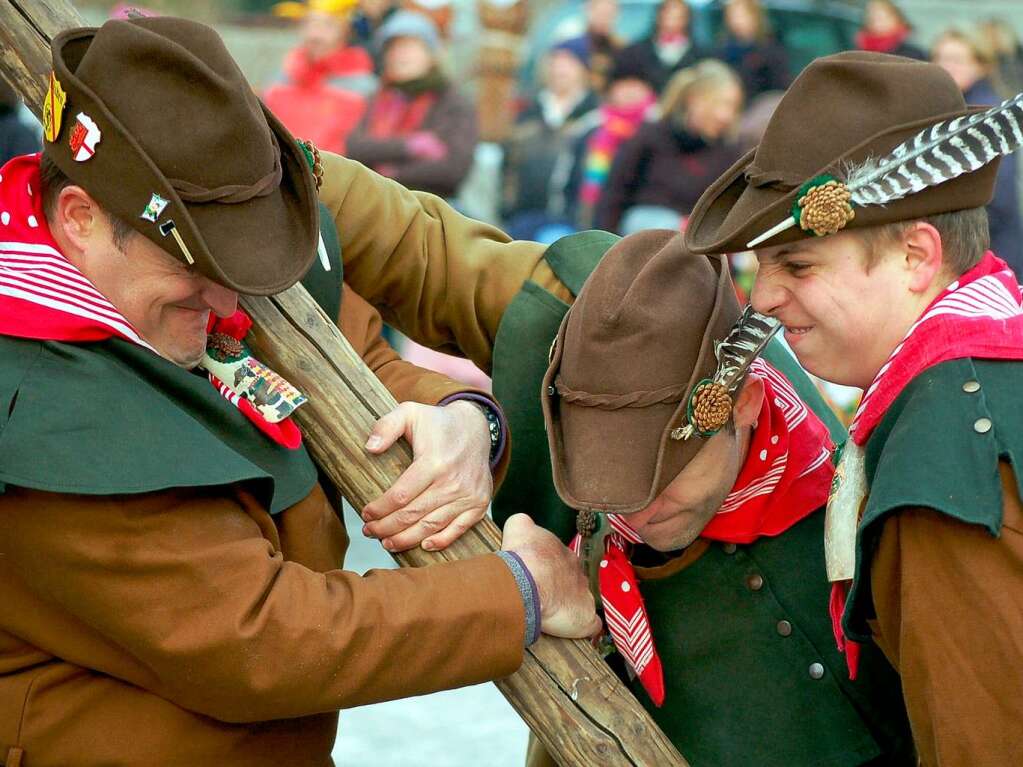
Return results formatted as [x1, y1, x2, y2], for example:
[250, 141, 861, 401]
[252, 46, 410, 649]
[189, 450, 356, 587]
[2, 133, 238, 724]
[69, 113, 101, 162]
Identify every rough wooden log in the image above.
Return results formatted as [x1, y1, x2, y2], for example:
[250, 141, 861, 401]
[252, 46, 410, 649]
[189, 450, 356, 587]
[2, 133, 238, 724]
[0, 3, 688, 765]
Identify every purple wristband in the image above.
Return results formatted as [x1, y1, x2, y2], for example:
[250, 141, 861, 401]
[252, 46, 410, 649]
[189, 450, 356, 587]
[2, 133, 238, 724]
[496, 550, 542, 646]
[440, 392, 508, 471]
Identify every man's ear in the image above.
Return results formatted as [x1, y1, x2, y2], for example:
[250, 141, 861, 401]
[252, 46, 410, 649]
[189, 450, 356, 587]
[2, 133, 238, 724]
[733, 373, 765, 429]
[902, 222, 945, 294]
[51, 185, 99, 255]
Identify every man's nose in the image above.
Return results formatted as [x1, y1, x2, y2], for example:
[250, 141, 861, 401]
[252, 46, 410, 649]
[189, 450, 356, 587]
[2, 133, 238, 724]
[749, 267, 785, 317]
[201, 277, 239, 319]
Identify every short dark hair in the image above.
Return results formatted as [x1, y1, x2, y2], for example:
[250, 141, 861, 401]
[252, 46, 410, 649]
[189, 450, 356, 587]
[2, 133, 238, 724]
[39, 152, 136, 252]
[859, 207, 990, 277]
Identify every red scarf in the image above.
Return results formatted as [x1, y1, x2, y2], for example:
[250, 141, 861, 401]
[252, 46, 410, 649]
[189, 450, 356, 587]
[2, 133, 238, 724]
[0, 153, 302, 449]
[367, 88, 438, 140]
[571, 358, 835, 706]
[830, 251, 1023, 678]
[855, 27, 911, 54]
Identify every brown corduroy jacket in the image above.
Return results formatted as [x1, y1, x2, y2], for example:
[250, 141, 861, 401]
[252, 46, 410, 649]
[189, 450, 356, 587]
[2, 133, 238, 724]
[0, 286, 524, 767]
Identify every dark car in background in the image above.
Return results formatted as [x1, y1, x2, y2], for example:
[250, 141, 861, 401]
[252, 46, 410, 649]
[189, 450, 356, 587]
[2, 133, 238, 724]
[522, 0, 864, 89]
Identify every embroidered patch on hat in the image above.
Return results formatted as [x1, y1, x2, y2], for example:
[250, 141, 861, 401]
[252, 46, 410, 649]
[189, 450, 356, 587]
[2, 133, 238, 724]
[42, 72, 67, 143]
[69, 113, 101, 162]
[140, 193, 169, 223]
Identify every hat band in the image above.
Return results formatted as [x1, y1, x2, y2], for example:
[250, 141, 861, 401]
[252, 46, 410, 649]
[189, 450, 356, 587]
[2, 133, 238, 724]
[744, 164, 803, 192]
[555, 376, 686, 410]
[169, 141, 282, 204]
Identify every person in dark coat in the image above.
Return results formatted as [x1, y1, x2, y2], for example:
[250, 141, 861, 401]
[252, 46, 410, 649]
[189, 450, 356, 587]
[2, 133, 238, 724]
[346, 11, 478, 200]
[715, 0, 789, 99]
[855, 0, 926, 60]
[0, 81, 39, 167]
[613, 0, 709, 95]
[933, 27, 1023, 277]
[598, 59, 743, 234]
[501, 37, 601, 240]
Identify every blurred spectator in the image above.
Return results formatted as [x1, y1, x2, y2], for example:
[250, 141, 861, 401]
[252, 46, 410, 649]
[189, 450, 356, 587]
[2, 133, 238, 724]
[0, 81, 39, 167]
[737, 89, 783, 152]
[574, 61, 658, 229]
[715, 0, 789, 99]
[351, 0, 401, 50]
[598, 59, 743, 234]
[855, 0, 926, 60]
[614, 0, 709, 95]
[585, 0, 624, 93]
[263, 0, 375, 155]
[501, 37, 600, 240]
[933, 27, 1023, 275]
[978, 18, 1023, 95]
[346, 11, 478, 200]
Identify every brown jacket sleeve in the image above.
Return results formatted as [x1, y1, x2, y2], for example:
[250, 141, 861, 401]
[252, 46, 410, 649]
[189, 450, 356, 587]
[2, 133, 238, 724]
[868, 461, 1023, 766]
[0, 483, 525, 724]
[320, 151, 572, 374]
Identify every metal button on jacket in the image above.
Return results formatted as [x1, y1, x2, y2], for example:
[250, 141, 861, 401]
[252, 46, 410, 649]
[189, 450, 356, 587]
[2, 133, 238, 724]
[809, 662, 825, 680]
[962, 380, 981, 393]
[722, 543, 737, 555]
[746, 573, 764, 591]
[974, 417, 992, 434]
[776, 620, 793, 637]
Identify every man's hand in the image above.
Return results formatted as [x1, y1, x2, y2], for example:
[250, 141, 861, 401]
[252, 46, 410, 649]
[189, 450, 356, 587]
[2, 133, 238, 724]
[362, 400, 493, 552]
[502, 514, 602, 639]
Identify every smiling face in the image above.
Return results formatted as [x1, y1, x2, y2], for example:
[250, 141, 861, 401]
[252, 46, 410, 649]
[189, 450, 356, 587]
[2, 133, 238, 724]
[49, 186, 239, 369]
[750, 230, 934, 388]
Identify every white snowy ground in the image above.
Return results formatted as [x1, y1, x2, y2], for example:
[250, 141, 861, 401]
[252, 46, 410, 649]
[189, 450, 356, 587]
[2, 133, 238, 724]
[332, 503, 529, 767]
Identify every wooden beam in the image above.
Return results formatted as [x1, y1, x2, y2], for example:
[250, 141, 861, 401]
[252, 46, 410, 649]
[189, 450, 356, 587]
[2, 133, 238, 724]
[0, 3, 688, 765]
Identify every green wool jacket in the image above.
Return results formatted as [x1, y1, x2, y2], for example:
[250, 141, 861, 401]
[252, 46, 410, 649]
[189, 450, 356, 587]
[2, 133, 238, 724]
[492, 232, 913, 766]
[0, 206, 342, 512]
[845, 357, 1023, 641]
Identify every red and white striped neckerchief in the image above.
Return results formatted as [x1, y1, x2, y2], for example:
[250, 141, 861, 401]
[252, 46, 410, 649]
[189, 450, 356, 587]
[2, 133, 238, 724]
[571, 358, 836, 706]
[0, 153, 301, 448]
[850, 251, 1023, 446]
[829, 251, 1023, 678]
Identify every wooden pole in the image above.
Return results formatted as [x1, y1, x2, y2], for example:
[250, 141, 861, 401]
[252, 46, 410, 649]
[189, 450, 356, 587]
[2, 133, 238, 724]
[0, 3, 688, 765]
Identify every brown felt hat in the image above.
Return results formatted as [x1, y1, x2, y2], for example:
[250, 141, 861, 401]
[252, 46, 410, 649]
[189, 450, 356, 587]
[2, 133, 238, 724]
[45, 17, 318, 295]
[541, 230, 740, 514]
[684, 51, 1000, 255]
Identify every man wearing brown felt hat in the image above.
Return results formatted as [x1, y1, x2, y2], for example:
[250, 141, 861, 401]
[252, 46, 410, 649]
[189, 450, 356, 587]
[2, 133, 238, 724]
[681, 51, 1023, 765]
[520, 228, 911, 766]
[0, 16, 601, 766]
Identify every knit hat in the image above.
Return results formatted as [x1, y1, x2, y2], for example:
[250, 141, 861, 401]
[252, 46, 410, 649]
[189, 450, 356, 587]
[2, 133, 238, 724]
[376, 10, 441, 53]
[551, 36, 591, 69]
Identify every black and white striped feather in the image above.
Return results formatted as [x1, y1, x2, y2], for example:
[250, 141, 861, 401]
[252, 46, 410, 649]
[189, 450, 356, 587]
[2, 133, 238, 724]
[712, 305, 781, 393]
[844, 90, 1023, 206]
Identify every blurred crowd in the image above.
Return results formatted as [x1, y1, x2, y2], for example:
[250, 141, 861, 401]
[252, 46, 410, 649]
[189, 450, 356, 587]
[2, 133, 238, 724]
[250, 0, 1023, 280]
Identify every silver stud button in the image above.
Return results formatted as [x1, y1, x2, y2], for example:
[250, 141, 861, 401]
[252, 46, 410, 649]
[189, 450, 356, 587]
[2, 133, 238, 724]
[962, 380, 981, 393]
[777, 620, 793, 637]
[974, 418, 992, 434]
[722, 543, 737, 555]
[746, 573, 764, 591]
[809, 662, 825, 680]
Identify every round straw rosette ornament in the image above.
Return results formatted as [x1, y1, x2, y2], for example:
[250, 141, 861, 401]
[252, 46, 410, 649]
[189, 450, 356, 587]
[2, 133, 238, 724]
[671, 305, 781, 441]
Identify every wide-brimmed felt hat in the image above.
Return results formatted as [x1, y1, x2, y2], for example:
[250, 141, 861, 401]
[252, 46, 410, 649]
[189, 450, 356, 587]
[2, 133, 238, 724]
[684, 51, 1000, 255]
[45, 17, 319, 295]
[541, 230, 740, 514]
